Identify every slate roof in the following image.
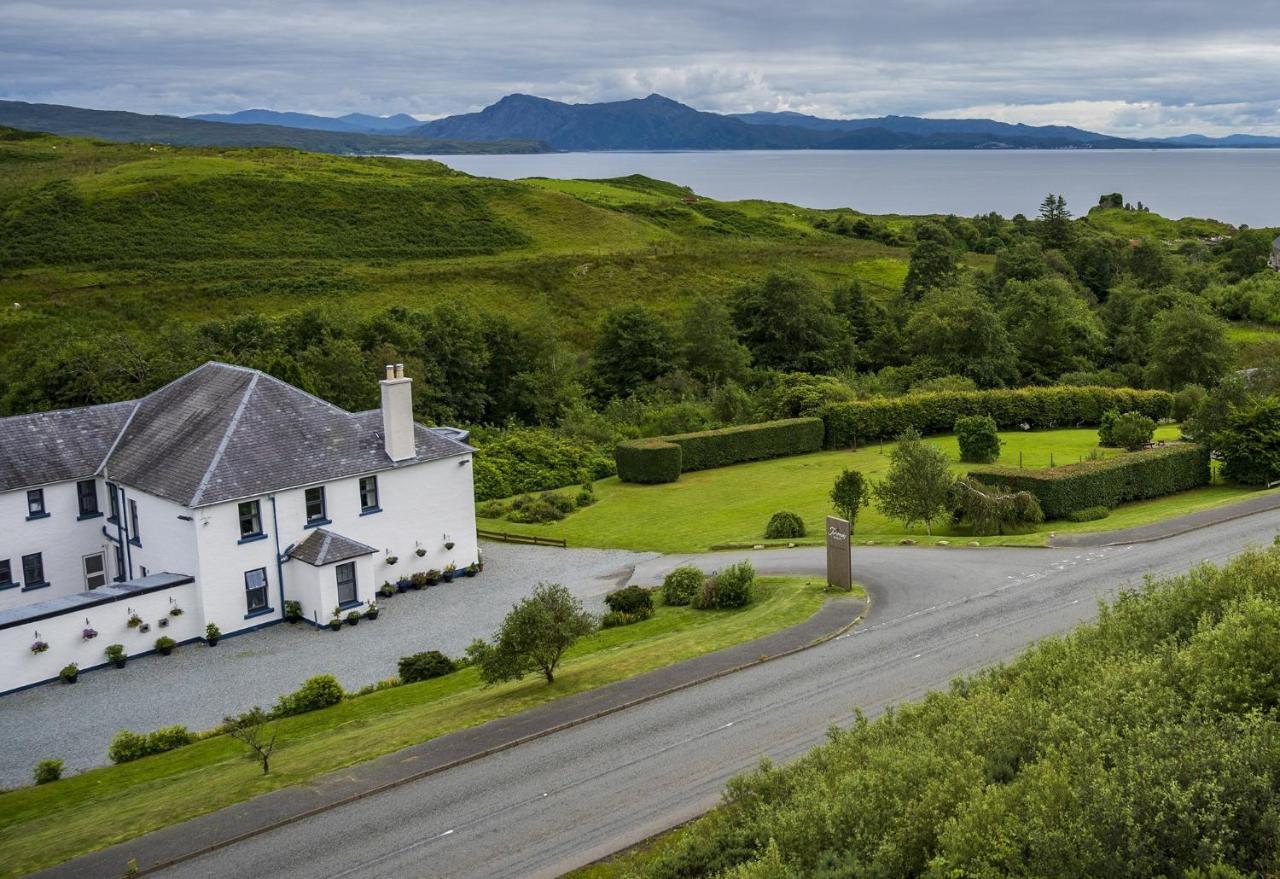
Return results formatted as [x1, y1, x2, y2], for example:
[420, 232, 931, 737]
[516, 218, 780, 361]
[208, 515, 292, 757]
[0, 362, 473, 506]
[288, 528, 378, 567]
[0, 400, 135, 493]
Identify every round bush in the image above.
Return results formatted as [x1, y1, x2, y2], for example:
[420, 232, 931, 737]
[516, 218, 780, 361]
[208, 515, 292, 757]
[108, 730, 150, 764]
[1066, 505, 1110, 522]
[33, 758, 64, 785]
[605, 585, 654, 616]
[764, 511, 806, 539]
[662, 565, 704, 606]
[698, 560, 755, 610]
[1111, 411, 1156, 451]
[955, 415, 1002, 464]
[398, 650, 457, 684]
[273, 674, 344, 717]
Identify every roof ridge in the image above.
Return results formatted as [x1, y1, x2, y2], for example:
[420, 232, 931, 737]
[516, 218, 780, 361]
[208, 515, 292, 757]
[189, 371, 260, 507]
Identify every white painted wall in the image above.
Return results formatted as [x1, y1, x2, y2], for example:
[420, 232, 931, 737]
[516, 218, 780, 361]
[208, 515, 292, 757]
[191, 452, 476, 636]
[0, 480, 117, 612]
[0, 580, 202, 695]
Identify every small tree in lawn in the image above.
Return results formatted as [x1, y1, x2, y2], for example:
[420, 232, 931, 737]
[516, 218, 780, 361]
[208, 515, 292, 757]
[466, 583, 596, 685]
[830, 469, 870, 533]
[874, 428, 955, 535]
[223, 707, 279, 775]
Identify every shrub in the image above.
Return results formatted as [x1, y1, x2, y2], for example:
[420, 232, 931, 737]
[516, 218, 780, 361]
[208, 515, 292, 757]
[283, 600, 302, 622]
[472, 427, 615, 501]
[969, 443, 1210, 519]
[475, 499, 509, 519]
[1110, 411, 1156, 451]
[546, 492, 577, 514]
[605, 585, 655, 617]
[154, 636, 176, 654]
[700, 561, 755, 610]
[1217, 399, 1280, 486]
[616, 418, 825, 483]
[33, 758, 63, 785]
[105, 643, 126, 664]
[954, 415, 1002, 463]
[602, 610, 648, 628]
[662, 566, 704, 606]
[398, 650, 457, 683]
[507, 497, 566, 524]
[1066, 505, 1111, 522]
[764, 511, 806, 539]
[1098, 408, 1120, 446]
[59, 663, 78, 682]
[821, 386, 1173, 448]
[950, 478, 1045, 535]
[146, 725, 195, 753]
[576, 487, 597, 507]
[614, 437, 683, 484]
[273, 674, 345, 717]
[108, 730, 150, 764]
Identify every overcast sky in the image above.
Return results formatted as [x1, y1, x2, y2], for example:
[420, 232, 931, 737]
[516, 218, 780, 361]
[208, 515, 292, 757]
[3, 1, 1279, 136]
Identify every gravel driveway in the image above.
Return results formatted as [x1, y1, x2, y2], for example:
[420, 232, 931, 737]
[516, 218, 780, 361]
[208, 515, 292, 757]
[0, 543, 655, 788]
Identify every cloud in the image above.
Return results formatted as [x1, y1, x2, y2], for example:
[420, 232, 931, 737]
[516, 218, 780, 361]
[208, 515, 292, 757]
[2, 1, 1279, 135]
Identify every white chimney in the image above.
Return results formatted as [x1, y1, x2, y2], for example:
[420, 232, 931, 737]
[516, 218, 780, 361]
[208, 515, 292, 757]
[380, 363, 416, 462]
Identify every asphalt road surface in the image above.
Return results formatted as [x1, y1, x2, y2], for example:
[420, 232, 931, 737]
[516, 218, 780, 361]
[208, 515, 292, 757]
[156, 510, 1280, 879]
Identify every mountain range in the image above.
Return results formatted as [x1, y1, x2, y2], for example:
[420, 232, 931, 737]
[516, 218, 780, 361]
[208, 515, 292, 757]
[4, 93, 1280, 154]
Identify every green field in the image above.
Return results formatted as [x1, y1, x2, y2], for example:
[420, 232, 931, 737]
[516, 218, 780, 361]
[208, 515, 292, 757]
[0, 575, 848, 878]
[480, 426, 1273, 552]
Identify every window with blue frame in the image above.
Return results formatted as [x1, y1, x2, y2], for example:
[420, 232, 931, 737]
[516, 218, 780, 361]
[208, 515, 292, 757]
[0, 559, 12, 587]
[77, 480, 100, 518]
[305, 486, 327, 524]
[22, 553, 45, 588]
[26, 489, 46, 519]
[106, 482, 120, 522]
[336, 562, 357, 606]
[244, 568, 269, 614]
[128, 499, 141, 545]
[359, 475, 379, 513]
[238, 500, 263, 539]
[113, 545, 126, 583]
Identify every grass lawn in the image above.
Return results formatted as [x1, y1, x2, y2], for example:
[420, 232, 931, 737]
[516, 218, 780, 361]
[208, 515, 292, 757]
[480, 426, 1276, 552]
[0, 576, 850, 879]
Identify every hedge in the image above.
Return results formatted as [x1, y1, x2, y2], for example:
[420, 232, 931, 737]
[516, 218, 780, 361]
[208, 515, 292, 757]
[821, 386, 1173, 448]
[967, 442, 1209, 519]
[616, 418, 825, 483]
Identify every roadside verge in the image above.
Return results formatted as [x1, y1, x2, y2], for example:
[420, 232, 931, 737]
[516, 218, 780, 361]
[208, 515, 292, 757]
[33, 590, 868, 879]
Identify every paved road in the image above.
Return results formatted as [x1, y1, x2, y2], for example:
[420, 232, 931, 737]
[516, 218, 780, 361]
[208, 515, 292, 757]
[144, 509, 1278, 879]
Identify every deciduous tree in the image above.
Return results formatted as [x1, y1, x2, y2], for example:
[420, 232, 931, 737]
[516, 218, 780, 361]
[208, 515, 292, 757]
[466, 583, 596, 684]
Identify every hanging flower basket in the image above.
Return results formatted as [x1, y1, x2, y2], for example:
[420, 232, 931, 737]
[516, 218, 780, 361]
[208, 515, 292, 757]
[415, 548, 427, 557]
[385, 555, 399, 566]
[127, 613, 143, 629]
[30, 639, 49, 655]
[169, 606, 184, 617]
[82, 627, 98, 640]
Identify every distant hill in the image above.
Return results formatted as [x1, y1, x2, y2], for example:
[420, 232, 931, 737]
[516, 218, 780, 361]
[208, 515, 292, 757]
[0, 101, 545, 154]
[1155, 133, 1280, 147]
[190, 108, 421, 134]
[409, 94, 1166, 150]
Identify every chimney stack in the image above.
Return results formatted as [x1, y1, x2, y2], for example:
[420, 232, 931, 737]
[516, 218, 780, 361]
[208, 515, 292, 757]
[380, 363, 415, 462]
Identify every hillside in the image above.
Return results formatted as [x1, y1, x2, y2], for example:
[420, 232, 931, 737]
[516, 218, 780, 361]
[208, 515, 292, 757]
[0, 127, 912, 410]
[190, 109, 421, 134]
[411, 93, 1162, 150]
[0, 101, 545, 154]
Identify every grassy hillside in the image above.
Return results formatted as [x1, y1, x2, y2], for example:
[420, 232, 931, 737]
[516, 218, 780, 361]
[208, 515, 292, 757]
[0, 128, 917, 358]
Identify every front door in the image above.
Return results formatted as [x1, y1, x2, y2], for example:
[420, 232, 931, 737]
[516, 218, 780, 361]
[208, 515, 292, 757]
[83, 552, 107, 589]
[336, 562, 357, 606]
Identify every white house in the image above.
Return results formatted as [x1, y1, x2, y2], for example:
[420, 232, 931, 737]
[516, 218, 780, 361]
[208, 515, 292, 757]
[1269, 235, 1280, 271]
[0, 361, 478, 693]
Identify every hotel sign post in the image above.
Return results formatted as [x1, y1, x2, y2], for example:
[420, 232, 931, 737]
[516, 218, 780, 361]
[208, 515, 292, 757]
[825, 515, 852, 591]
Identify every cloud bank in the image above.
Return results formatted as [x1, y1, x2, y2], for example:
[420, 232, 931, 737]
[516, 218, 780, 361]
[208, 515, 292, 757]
[2, 0, 1279, 136]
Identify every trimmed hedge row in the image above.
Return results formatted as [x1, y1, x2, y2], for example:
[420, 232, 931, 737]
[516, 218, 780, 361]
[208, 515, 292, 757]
[616, 418, 825, 483]
[968, 443, 1210, 519]
[822, 386, 1173, 448]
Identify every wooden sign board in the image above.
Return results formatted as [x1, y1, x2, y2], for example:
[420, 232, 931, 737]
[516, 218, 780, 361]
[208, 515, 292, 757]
[825, 515, 852, 591]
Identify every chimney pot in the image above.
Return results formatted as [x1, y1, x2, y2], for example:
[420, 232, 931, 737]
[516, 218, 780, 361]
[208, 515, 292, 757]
[395, 363, 405, 379]
[384, 364, 395, 380]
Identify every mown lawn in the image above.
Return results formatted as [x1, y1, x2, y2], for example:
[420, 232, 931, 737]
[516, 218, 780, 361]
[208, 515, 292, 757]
[479, 426, 1275, 552]
[0, 576, 846, 879]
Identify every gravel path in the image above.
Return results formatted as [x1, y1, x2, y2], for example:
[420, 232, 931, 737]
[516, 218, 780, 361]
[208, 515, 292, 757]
[0, 543, 655, 788]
